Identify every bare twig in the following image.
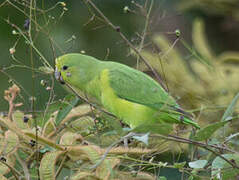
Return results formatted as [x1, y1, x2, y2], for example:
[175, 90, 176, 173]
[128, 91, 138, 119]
[55, 151, 68, 179]
[0, 159, 22, 180]
[65, 83, 117, 118]
[136, 0, 153, 69]
[29, 0, 40, 179]
[91, 132, 136, 169]
[15, 153, 30, 180]
[153, 134, 239, 169]
[167, 134, 236, 153]
[47, 112, 91, 138]
[84, 0, 164, 87]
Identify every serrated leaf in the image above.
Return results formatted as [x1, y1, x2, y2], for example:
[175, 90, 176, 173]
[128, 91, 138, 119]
[67, 145, 102, 162]
[221, 92, 239, 122]
[42, 118, 56, 136]
[55, 94, 79, 126]
[70, 116, 94, 136]
[71, 171, 100, 180]
[1, 130, 19, 155]
[59, 132, 80, 145]
[96, 158, 120, 179]
[40, 151, 64, 180]
[193, 121, 229, 141]
[212, 154, 239, 180]
[12, 111, 29, 129]
[189, 160, 208, 169]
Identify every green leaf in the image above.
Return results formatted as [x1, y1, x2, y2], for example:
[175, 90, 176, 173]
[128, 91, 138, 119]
[96, 158, 120, 180]
[71, 171, 99, 180]
[70, 116, 95, 136]
[40, 151, 64, 180]
[221, 92, 239, 121]
[193, 121, 229, 141]
[189, 160, 208, 169]
[173, 161, 186, 169]
[208, 138, 220, 145]
[3, 130, 19, 155]
[55, 94, 79, 126]
[212, 154, 239, 180]
[158, 176, 167, 180]
[39, 146, 53, 154]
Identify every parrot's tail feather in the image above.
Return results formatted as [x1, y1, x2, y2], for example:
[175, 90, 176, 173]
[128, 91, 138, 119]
[182, 117, 200, 129]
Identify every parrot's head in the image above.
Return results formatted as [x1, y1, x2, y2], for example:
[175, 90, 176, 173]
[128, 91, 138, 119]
[55, 53, 101, 88]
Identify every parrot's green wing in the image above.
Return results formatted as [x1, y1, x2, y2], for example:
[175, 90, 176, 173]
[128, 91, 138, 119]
[107, 62, 178, 111]
[106, 63, 200, 128]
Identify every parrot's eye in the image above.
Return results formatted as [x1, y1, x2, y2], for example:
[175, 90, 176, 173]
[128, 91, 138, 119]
[62, 65, 68, 70]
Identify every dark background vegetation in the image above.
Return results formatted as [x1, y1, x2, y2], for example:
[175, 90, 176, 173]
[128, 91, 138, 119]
[1, 1, 239, 180]
[1, 0, 239, 112]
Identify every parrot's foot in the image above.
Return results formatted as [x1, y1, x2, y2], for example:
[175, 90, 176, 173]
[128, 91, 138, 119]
[91, 132, 136, 169]
[122, 132, 137, 147]
[123, 138, 129, 148]
[123, 132, 150, 147]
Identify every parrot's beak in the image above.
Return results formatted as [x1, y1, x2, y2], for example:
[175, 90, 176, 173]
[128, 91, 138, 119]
[55, 67, 65, 85]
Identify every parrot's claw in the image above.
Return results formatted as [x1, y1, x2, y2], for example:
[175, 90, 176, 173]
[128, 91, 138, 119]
[123, 138, 128, 148]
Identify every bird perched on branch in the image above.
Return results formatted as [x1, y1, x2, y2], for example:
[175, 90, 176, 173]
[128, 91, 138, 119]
[55, 53, 200, 133]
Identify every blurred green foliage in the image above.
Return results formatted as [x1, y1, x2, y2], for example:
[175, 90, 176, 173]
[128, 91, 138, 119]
[0, 0, 145, 111]
[1, 0, 239, 179]
[138, 18, 239, 129]
[179, 0, 239, 20]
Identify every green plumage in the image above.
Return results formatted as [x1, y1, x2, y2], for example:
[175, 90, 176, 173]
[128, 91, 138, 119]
[55, 53, 200, 131]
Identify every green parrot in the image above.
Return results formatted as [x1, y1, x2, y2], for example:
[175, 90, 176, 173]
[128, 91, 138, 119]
[55, 53, 200, 131]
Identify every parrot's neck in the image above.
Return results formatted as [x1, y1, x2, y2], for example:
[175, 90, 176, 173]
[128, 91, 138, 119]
[69, 60, 103, 97]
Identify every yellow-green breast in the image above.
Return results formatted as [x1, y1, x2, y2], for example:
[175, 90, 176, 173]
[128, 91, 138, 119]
[99, 69, 158, 128]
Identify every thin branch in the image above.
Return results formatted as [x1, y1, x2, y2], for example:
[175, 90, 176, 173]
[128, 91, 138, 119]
[15, 153, 30, 180]
[0, 160, 22, 180]
[91, 132, 136, 169]
[153, 134, 239, 169]
[136, 0, 153, 69]
[84, 0, 164, 86]
[47, 112, 91, 138]
[55, 152, 68, 179]
[29, 1, 40, 179]
[65, 83, 117, 118]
